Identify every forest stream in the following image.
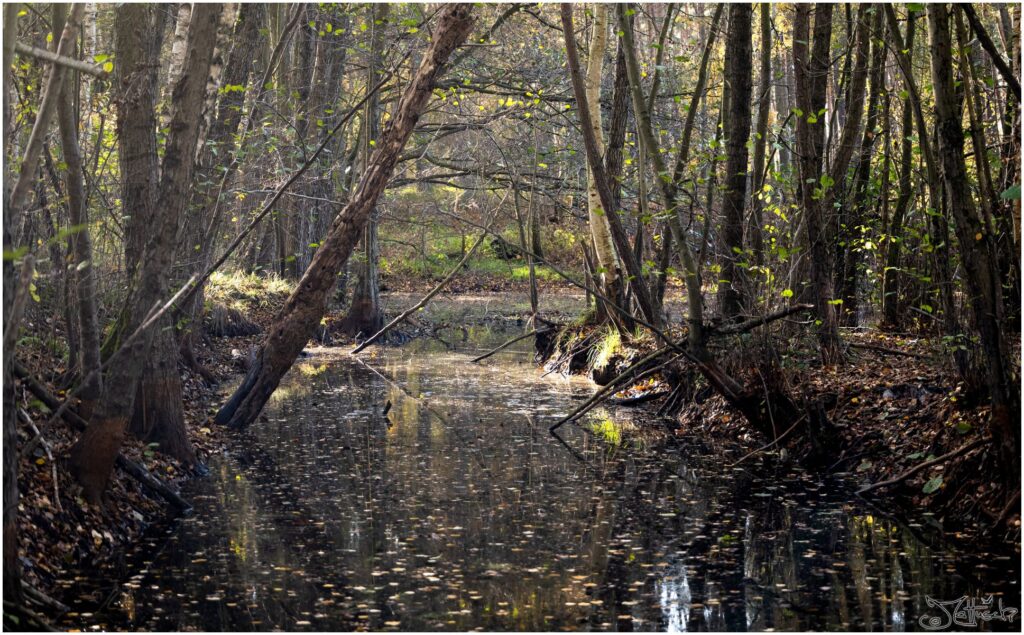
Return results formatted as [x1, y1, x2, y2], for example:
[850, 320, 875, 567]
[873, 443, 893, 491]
[55, 313, 1018, 632]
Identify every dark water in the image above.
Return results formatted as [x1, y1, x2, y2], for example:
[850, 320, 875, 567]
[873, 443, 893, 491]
[63, 325, 1019, 631]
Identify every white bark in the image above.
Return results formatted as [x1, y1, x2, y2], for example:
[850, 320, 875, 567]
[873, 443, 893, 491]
[584, 4, 618, 286]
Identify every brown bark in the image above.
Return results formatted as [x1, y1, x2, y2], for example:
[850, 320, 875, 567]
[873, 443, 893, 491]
[717, 4, 753, 320]
[4, 5, 23, 600]
[70, 4, 222, 501]
[928, 3, 1019, 479]
[216, 4, 476, 430]
[832, 5, 875, 324]
[792, 3, 842, 364]
[615, 3, 705, 346]
[881, 15, 916, 329]
[53, 4, 102, 415]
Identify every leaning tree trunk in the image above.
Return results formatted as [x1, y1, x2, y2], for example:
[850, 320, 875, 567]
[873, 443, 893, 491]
[717, 3, 753, 321]
[70, 4, 221, 502]
[216, 4, 476, 430]
[928, 3, 1020, 481]
[177, 2, 267, 373]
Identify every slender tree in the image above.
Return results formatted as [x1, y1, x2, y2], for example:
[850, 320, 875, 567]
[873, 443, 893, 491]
[792, 3, 842, 364]
[718, 3, 753, 320]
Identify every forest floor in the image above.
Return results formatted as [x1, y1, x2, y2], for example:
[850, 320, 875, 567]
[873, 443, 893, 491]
[10, 272, 1020, 626]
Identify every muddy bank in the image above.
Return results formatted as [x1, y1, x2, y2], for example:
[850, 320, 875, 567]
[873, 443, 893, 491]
[535, 319, 1022, 556]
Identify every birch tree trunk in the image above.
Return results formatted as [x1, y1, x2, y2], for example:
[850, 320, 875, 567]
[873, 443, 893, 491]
[584, 4, 620, 314]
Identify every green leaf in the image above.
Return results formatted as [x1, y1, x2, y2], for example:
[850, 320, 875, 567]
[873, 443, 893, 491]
[3, 246, 28, 261]
[102, 61, 114, 73]
[922, 476, 943, 494]
[781, 289, 794, 299]
[1000, 184, 1021, 200]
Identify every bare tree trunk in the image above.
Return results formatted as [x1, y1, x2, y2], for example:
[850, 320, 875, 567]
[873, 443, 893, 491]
[561, 4, 659, 328]
[749, 3, 771, 266]
[177, 2, 267, 368]
[70, 4, 221, 501]
[53, 4, 102, 417]
[583, 4, 620, 319]
[216, 4, 475, 430]
[881, 15, 916, 329]
[342, 4, 388, 337]
[2, 3, 24, 605]
[832, 5, 874, 325]
[928, 3, 1019, 480]
[717, 4, 753, 320]
[792, 3, 842, 365]
[6, 4, 84, 218]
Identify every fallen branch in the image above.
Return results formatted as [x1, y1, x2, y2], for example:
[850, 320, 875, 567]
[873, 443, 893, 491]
[727, 414, 807, 467]
[14, 41, 108, 77]
[13, 362, 192, 512]
[609, 389, 671, 407]
[856, 438, 987, 495]
[470, 328, 549, 363]
[19, 410, 61, 513]
[712, 304, 814, 336]
[20, 581, 69, 615]
[848, 342, 927, 359]
[550, 349, 680, 432]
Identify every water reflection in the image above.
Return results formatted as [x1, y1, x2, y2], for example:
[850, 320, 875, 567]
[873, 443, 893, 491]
[62, 328, 1018, 631]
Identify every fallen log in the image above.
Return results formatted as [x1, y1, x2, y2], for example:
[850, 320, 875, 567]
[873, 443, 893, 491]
[13, 362, 192, 512]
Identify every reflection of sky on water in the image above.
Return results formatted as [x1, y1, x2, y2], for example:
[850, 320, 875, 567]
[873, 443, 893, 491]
[657, 565, 691, 633]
